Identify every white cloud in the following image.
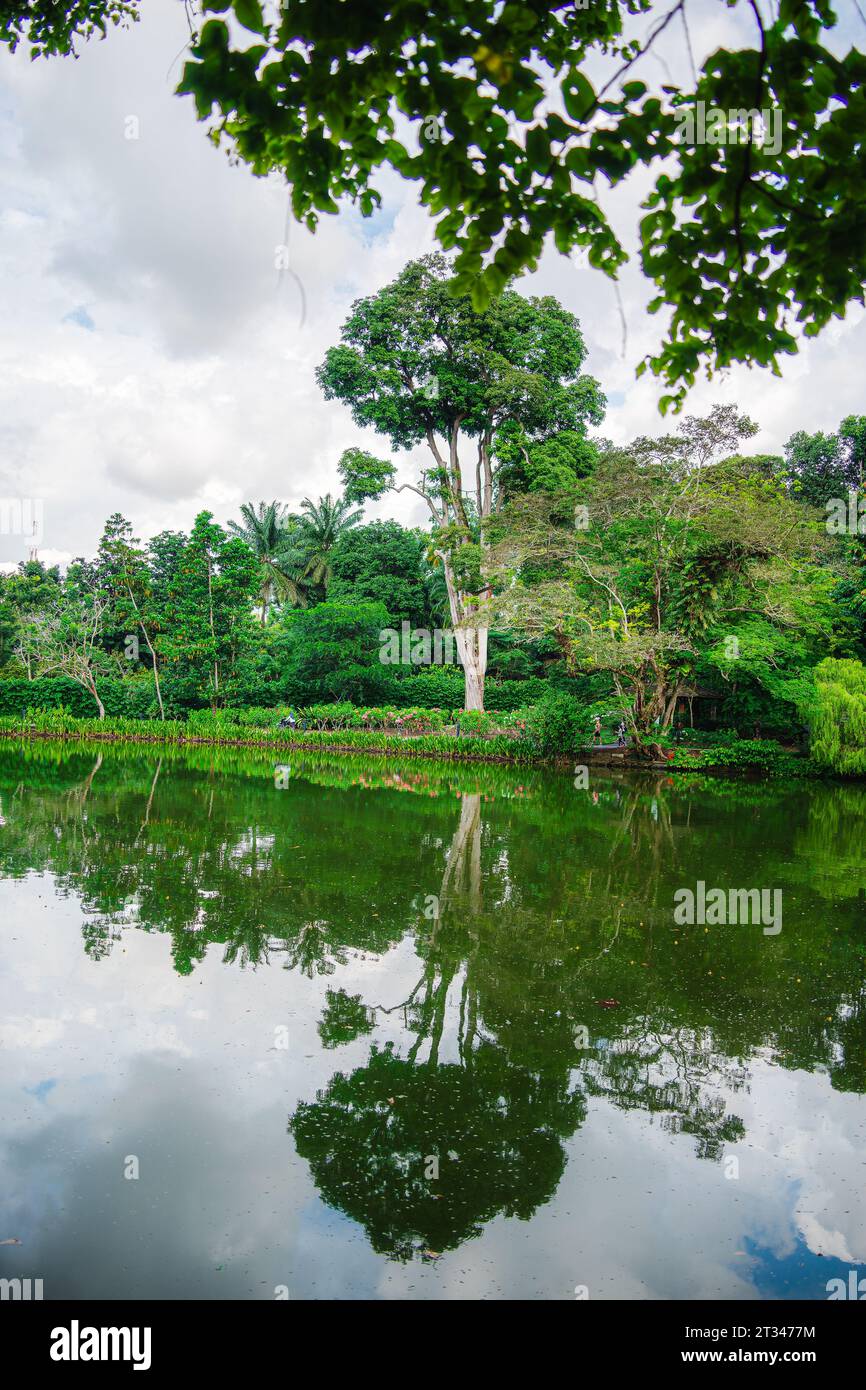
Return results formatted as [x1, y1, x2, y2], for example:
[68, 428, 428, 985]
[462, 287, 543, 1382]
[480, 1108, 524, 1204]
[0, 0, 863, 567]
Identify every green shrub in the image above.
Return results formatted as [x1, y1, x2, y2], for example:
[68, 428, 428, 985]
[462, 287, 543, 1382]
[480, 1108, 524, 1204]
[124, 675, 164, 720]
[670, 740, 807, 773]
[452, 709, 493, 736]
[376, 670, 552, 711]
[804, 658, 866, 775]
[0, 677, 126, 718]
[523, 691, 583, 756]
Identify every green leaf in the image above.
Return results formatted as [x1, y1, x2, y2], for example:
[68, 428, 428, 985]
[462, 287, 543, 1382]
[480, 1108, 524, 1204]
[563, 68, 595, 123]
[232, 0, 266, 36]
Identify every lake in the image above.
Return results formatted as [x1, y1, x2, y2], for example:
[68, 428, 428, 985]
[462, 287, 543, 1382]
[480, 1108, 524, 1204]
[1, 740, 864, 1300]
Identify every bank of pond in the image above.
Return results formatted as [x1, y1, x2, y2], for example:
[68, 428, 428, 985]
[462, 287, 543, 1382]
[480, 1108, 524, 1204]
[0, 708, 826, 777]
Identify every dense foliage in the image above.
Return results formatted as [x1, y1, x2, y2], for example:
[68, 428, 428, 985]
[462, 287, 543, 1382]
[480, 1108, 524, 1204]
[806, 658, 866, 775]
[0, 256, 863, 767]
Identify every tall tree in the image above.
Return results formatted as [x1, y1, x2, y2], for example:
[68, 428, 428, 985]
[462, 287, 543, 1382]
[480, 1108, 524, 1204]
[839, 416, 866, 490]
[784, 428, 855, 509]
[96, 513, 166, 719]
[0, 561, 61, 675]
[228, 500, 308, 622]
[294, 494, 363, 598]
[157, 513, 259, 709]
[325, 253, 604, 709]
[20, 580, 112, 718]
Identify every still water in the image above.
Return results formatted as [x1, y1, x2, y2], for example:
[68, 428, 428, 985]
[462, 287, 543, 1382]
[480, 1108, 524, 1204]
[1, 740, 865, 1300]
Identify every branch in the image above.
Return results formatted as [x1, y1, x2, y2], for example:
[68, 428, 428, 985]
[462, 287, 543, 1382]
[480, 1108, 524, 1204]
[574, 548, 631, 637]
[394, 481, 445, 522]
[732, 0, 768, 271]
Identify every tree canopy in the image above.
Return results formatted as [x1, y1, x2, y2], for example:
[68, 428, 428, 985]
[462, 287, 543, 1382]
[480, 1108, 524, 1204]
[169, 0, 866, 410]
[4, 2, 864, 407]
[324, 252, 604, 708]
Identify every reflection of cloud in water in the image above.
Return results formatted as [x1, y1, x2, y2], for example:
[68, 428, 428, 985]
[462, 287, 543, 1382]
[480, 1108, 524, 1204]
[0, 1054, 314, 1299]
[1, 749, 866, 1296]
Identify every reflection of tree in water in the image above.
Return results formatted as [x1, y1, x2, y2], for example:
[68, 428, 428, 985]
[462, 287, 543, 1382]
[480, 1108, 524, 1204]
[0, 746, 424, 975]
[293, 790, 586, 1260]
[582, 1028, 746, 1162]
[292, 1041, 583, 1261]
[273, 920, 350, 978]
[293, 790, 744, 1259]
[318, 989, 375, 1049]
[4, 743, 866, 1254]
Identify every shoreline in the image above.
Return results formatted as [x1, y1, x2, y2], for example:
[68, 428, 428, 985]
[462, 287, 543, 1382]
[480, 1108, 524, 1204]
[0, 723, 533, 766]
[0, 721, 823, 776]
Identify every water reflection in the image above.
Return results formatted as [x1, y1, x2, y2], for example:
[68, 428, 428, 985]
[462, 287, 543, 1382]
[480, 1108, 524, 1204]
[0, 741, 865, 1294]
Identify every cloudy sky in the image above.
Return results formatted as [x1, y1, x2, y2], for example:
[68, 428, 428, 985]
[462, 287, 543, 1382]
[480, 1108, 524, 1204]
[0, 0, 863, 571]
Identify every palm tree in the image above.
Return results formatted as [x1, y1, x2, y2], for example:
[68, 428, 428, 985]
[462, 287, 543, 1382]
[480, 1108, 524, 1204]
[296, 494, 364, 596]
[228, 501, 308, 622]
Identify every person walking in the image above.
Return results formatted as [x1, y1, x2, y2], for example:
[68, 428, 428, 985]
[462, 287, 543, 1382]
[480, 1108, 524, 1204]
[594, 715, 602, 745]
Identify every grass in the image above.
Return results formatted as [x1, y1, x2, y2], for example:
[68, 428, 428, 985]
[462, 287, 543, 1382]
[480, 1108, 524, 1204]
[0, 709, 820, 774]
[0, 710, 535, 765]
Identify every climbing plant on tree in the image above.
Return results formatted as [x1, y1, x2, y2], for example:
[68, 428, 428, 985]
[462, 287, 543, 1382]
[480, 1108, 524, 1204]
[320, 253, 604, 710]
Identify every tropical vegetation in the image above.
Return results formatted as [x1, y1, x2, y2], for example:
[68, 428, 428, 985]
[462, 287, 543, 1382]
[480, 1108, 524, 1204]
[0, 256, 864, 774]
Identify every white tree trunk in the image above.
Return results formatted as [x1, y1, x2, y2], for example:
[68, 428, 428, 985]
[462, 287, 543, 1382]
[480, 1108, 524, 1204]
[461, 647, 489, 711]
[440, 554, 488, 712]
[458, 631, 486, 711]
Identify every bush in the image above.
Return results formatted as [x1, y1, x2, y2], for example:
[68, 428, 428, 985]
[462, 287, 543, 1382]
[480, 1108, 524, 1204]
[186, 703, 452, 734]
[453, 709, 495, 736]
[523, 691, 583, 756]
[123, 675, 164, 720]
[0, 677, 126, 718]
[804, 658, 866, 775]
[670, 740, 806, 773]
[377, 670, 553, 711]
[0, 669, 577, 728]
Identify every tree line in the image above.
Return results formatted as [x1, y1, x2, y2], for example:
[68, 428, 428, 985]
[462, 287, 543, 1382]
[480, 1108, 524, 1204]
[0, 255, 864, 751]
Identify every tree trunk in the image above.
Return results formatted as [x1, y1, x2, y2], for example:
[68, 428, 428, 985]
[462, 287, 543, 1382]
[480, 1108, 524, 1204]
[206, 556, 219, 697]
[125, 586, 165, 721]
[455, 627, 486, 711]
[139, 623, 165, 722]
[151, 658, 165, 722]
[440, 554, 488, 711]
[662, 686, 681, 729]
